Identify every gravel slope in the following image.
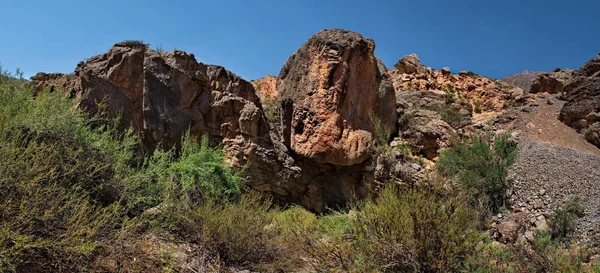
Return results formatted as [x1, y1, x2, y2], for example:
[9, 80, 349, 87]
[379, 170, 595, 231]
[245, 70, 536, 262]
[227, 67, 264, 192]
[508, 139, 600, 238]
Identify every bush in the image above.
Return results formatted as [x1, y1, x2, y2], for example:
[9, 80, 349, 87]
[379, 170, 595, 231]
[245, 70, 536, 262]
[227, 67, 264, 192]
[288, 179, 480, 272]
[437, 134, 517, 214]
[550, 195, 585, 240]
[261, 95, 280, 124]
[0, 69, 133, 272]
[436, 106, 466, 129]
[350, 181, 479, 272]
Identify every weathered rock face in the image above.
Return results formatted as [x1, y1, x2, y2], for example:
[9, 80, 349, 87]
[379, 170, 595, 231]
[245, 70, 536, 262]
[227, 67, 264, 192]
[394, 53, 429, 74]
[251, 75, 277, 101]
[30, 72, 79, 96]
[399, 109, 454, 160]
[529, 70, 574, 94]
[31, 42, 302, 205]
[31, 36, 392, 213]
[70, 43, 270, 152]
[502, 70, 545, 93]
[277, 29, 397, 166]
[559, 54, 600, 148]
[389, 63, 525, 119]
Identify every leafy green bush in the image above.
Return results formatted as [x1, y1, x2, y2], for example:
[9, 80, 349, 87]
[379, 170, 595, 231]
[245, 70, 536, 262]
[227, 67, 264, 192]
[0, 69, 133, 272]
[350, 181, 479, 272]
[436, 106, 465, 129]
[261, 95, 280, 124]
[287, 179, 480, 272]
[437, 134, 517, 214]
[550, 195, 585, 240]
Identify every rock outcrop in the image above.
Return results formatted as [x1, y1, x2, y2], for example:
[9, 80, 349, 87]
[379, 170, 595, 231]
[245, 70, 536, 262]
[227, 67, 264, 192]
[389, 63, 524, 117]
[277, 29, 397, 166]
[502, 70, 544, 93]
[251, 75, 277, 101]
[529, 69, 574, 94]
[394, 53, 429, 74]
[559, 53, 600, 148]
[394, 90, 469, 159]
[30, 42, 311, 209]
[31, 31, 403, 213]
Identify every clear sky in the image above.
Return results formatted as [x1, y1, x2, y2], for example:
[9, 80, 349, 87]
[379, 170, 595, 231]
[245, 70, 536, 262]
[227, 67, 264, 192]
[1, 0, 598, 80]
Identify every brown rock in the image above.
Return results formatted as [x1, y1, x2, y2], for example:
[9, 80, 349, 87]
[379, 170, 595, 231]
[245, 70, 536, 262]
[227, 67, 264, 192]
[530, 70, 574, 94]
[502, 70, 545, 93]
[399, 110, 455, 159]
[30, 42, 318, 210]
[394, 53, 428, 74]
[498, 220, 521, 243]
[441, 67, 451, 75]
[251, 75, 277, 101]
[277, 29, 397, 166]
[559, 53, 600, 148]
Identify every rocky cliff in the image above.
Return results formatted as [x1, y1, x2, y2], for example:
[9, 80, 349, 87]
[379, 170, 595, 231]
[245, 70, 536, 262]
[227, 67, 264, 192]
[559, 53, 600, 147]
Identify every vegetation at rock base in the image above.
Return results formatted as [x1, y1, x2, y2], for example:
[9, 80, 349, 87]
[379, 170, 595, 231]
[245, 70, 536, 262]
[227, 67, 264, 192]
[550, 195, 586, 241]
[0, 67, 598, 272]
[438, 134, 517, 215]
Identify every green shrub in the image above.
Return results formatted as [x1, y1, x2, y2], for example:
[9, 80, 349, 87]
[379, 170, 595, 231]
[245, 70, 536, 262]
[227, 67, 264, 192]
[0, 70, 132, 271]
[550, 195, 585, 240]
[289, 179, 480, 272]
[262, 95, 280, 124]
[370, 111, 392, 154]
[436, 106, 465, 129]
[438, 134, 516, 214]
[350, 181, 479, 272]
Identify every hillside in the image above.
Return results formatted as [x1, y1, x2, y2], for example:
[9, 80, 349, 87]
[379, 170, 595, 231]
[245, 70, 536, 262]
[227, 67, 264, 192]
[2, 30, 600, 272]
[502, 70, 545, 92]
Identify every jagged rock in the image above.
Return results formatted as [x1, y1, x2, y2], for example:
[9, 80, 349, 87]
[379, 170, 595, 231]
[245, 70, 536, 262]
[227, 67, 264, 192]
[498, 220, 521, 243]
[395, 90, 472, 129]
[441, 67, 451, 75]
[399, 110, 454, 159]
[277, 29, 397, 166]
[251, 75, 277, 101]
[585, 123, 600, 146]
[30, 72, 79, 96]
[502, 70, 545, 93]
[530, 70, 574, 94]
[559, 53, 600, 148]
[374, 138, 426, 185]
[31, 41, 357, 213]
[393, 53, 428, 74]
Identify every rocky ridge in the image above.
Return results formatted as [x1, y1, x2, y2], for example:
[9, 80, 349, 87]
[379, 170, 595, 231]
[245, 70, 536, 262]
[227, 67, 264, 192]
[559, 53, 600, 148]
[389, 53, 526, 123]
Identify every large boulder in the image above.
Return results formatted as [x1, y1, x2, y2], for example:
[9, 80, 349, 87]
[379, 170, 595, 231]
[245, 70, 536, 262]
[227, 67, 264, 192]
[529, 70, 574, 94]
[559, 53, 600, 148]
[399, 109, 455, 160]
[277, 29, 397, 166]
[394, 53, 429, 74]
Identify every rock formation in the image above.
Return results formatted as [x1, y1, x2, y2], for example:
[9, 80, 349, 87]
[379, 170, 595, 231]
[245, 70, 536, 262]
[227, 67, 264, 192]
[277, 29, 397, 166]
[393, 53, 429, 74]
[31, 31, 403, 212]
[389, 61, 524, 116]
[529, 69, 574, 94]
[502, 70, 544, 93]
[559, 53, 600, 147]
[30, 41, 310, 209]
[251, 75, 277, 101]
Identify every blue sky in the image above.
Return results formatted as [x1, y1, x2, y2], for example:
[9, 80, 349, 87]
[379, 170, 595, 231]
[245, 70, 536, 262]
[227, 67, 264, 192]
[0, 0, 598, 80]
